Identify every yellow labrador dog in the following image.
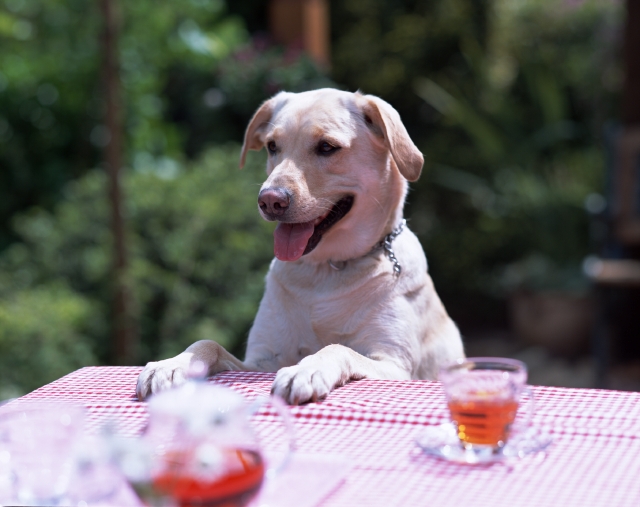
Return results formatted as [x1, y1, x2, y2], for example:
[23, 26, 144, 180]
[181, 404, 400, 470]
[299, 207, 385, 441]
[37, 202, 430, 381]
[137, 89, 464, 404]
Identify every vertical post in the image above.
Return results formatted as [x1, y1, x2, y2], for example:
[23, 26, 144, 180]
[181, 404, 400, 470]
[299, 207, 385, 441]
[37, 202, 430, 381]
[618, 0, 640, 241]
[268, 0, 330, 69]
[303, 0, 330, 69]
[100, 0, 137, 365]
[622, 0, 640, 127]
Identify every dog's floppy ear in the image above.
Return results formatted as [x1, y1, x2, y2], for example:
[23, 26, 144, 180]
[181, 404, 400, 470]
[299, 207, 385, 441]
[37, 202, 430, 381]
[358, 94, 424, 182]
[239, 97, 276, 169]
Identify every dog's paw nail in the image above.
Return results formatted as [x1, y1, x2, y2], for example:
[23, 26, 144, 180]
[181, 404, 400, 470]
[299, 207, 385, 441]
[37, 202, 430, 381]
[137, 357, 192, 399]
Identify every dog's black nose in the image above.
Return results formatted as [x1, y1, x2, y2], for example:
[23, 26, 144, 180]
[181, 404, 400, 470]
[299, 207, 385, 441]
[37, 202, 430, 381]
[258, 187, 290, 217]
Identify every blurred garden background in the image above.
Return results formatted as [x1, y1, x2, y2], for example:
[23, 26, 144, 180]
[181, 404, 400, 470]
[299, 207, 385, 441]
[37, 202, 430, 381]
[0, 0, 635, 397]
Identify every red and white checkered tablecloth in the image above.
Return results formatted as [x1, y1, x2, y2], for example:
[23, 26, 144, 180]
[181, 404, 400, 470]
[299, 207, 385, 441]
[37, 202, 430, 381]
[9, 367, 640, 507]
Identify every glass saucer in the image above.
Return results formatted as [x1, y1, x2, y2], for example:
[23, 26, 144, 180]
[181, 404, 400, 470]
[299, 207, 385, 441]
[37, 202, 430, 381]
[415, 423, 552, 464]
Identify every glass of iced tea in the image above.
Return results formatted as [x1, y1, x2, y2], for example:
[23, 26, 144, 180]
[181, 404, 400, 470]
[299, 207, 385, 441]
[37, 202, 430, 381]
[117, 381, 294, 507]
[439, 357, 533, 454]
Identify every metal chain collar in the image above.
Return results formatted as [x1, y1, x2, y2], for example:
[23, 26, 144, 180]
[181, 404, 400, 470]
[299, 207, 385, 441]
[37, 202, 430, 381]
[376, 218, 406, 276]
[328, 219, 406, 276]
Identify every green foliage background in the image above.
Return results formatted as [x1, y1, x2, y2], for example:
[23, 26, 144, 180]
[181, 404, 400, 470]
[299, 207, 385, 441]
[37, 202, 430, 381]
[0, 0, 623, 394]
[0, 146, 273, 395]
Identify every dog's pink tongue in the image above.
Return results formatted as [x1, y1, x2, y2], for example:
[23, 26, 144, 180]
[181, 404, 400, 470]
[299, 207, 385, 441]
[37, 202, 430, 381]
[274, 221, 315, 261]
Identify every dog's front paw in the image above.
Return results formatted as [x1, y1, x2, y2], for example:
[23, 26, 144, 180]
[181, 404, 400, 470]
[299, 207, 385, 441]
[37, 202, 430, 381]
[136, 353, 191, 401]
[271, 364, 333, 405]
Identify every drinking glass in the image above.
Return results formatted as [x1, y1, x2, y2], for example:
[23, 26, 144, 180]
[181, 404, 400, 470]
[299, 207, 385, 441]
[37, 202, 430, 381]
[66, 432, 126, 505]
[114, 381, 295, 507]
[439, 357, 534, 455]
[0, 401, 85, 505]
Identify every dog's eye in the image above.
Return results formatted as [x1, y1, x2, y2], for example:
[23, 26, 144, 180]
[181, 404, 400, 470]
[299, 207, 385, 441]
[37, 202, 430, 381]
[267, 141, 277, 154]
[317, 141, 339, 156]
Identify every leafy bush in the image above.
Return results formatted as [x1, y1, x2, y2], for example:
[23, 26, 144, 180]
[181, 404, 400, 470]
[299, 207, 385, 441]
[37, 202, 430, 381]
[217, 39, 335, 116]
[406, 0, 620, 298]
[0, 0, 248, 248]
[0, 144, 273, 394]
[0, 284, 97, 398]
[163, 36, 334, 157]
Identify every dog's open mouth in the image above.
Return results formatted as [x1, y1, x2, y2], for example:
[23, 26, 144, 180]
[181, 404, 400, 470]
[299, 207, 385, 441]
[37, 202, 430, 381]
[273, 195, 354, 262]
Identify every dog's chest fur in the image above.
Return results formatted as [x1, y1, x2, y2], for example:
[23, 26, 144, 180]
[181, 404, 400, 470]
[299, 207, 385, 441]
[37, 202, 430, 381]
[268, 231, 427, 351]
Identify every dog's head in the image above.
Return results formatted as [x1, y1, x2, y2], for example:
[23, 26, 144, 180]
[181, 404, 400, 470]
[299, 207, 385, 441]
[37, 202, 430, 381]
[240, 88, 423, 263]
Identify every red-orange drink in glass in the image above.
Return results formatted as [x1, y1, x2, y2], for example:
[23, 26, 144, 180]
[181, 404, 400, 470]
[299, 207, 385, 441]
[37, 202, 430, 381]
[447, 396, 519, 446]
[440, 357, 529, 451]
[152, 448, 265, 507]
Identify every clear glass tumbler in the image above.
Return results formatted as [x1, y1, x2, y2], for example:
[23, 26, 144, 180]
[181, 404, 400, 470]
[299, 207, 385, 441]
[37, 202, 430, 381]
[439, 357, 534, 456]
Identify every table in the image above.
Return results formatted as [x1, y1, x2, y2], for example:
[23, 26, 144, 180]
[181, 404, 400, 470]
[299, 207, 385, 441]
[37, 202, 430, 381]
[11, 366, 640, 506]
